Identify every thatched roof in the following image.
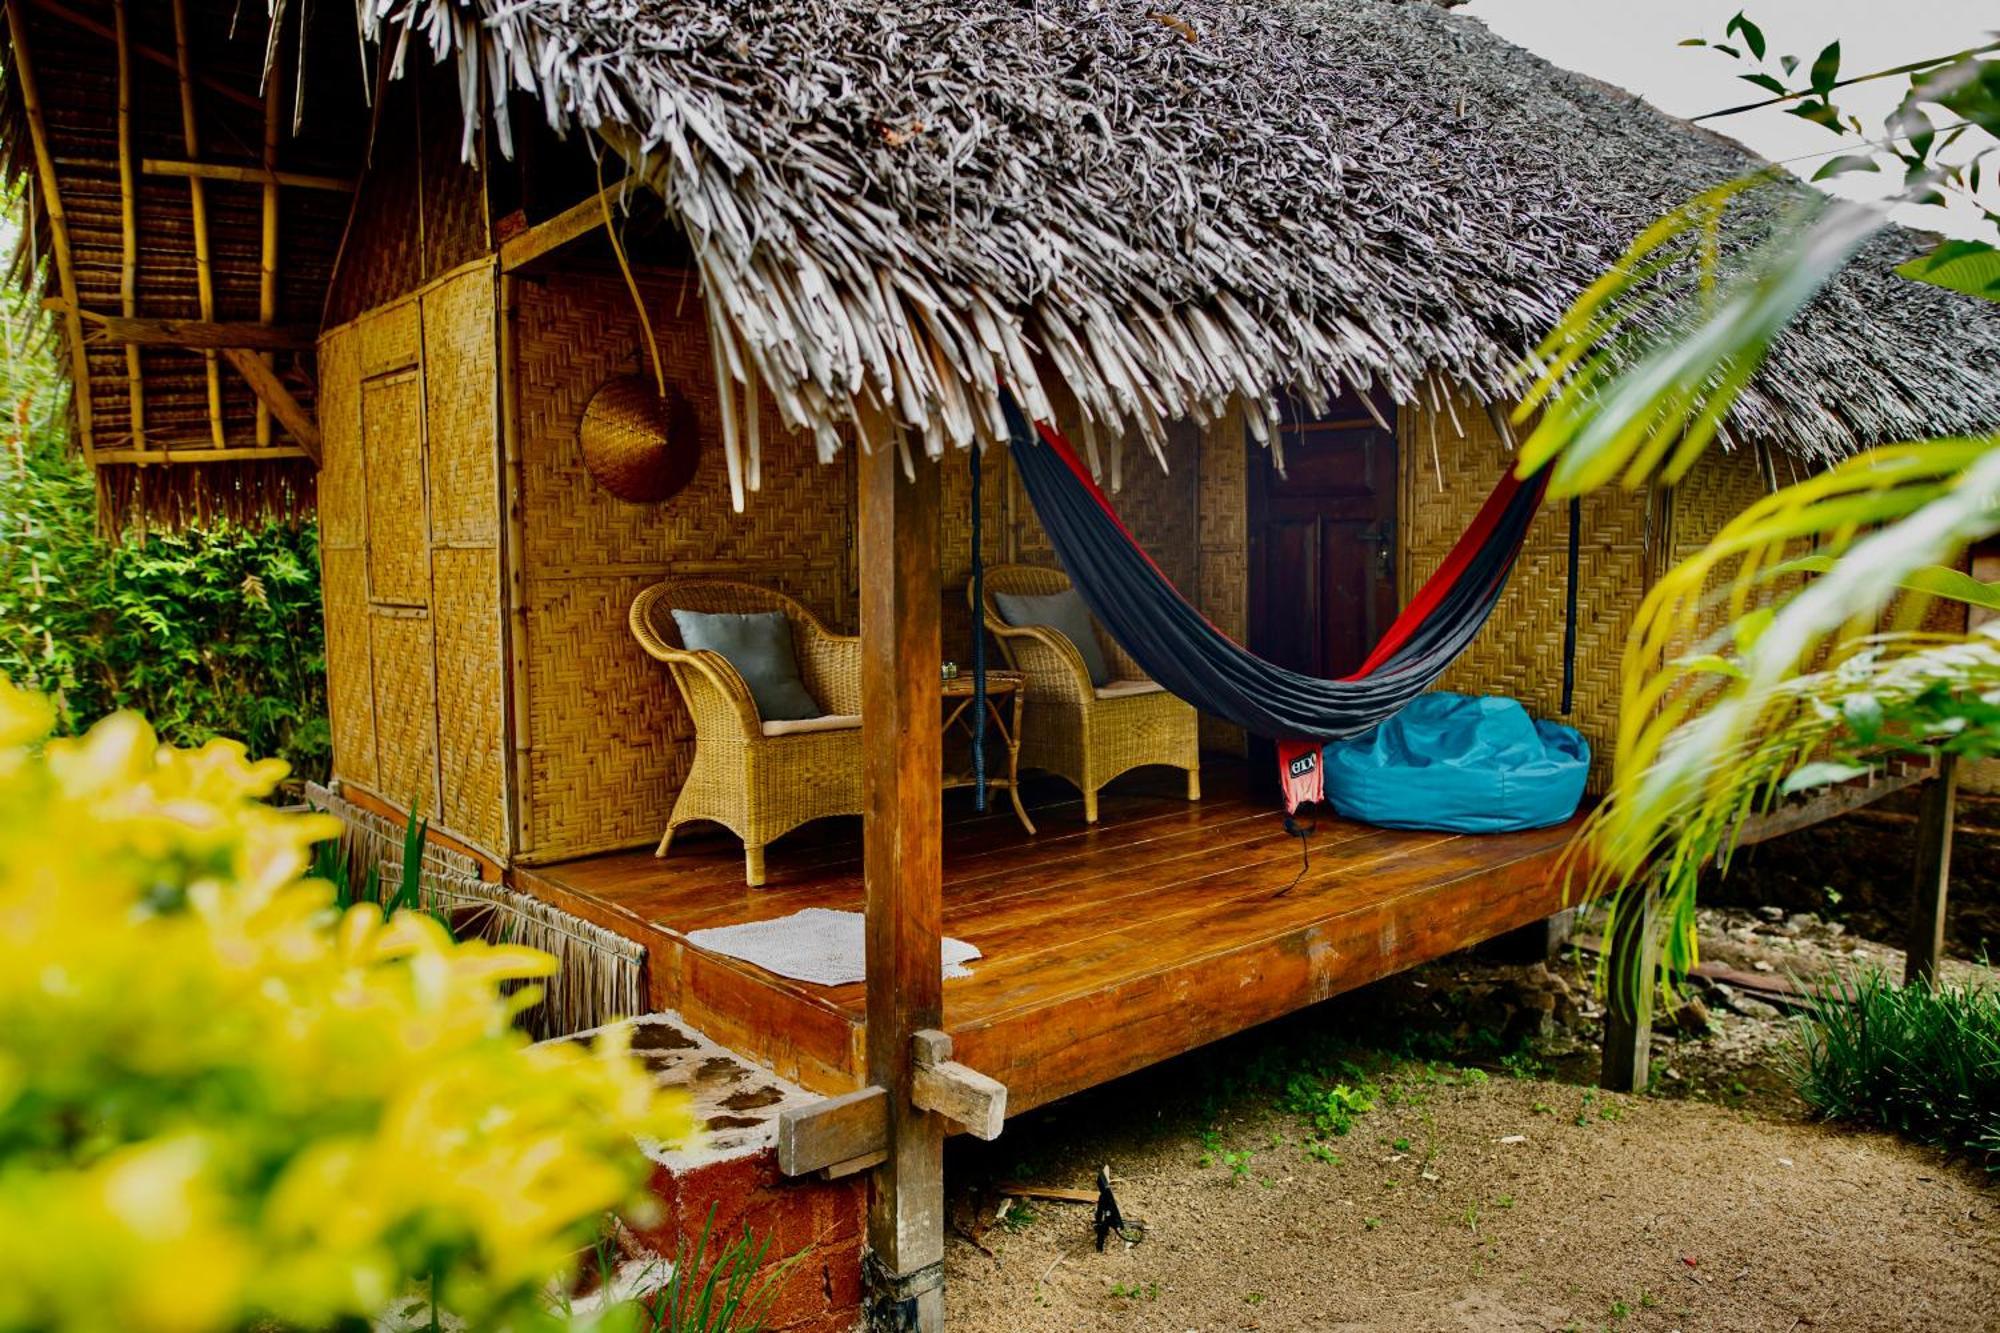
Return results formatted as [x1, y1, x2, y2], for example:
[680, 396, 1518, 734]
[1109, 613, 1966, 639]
[364, 0, 2000, 475]
[0, 0, 364, 529]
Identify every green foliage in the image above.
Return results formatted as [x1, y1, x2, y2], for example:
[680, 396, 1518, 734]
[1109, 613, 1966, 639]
[1522, 25, 2000, 1008]
[0, 682, 689, 1330]
[1685, 20, 2000, 293]
[1786, 969, 2000, 1163]
[1279, 1072, 1376, 1139]
[0, 230, 326, 781]
[309, 806, 454, 936]
[629, 1208, 802, 1333]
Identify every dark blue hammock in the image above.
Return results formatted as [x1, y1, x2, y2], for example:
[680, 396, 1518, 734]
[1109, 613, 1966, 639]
[1000, 396, 1550, 808]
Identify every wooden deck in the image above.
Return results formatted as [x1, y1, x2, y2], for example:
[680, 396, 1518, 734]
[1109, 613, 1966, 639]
[515, 761, 1582, 1116]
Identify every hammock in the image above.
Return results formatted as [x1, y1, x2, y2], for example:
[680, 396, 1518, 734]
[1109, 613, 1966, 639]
[1001, 396, 1550, 810]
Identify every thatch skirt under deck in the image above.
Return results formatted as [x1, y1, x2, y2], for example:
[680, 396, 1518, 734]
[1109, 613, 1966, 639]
[513, 760, 1577, 1113]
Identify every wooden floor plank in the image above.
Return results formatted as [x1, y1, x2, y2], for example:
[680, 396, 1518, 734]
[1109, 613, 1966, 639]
[518, 760, 1582, 1111]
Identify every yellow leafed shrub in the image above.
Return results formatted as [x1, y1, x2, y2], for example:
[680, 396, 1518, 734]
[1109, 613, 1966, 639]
[0, 679, 690, 1331]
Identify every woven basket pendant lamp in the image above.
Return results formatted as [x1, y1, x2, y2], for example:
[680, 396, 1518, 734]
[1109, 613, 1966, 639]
[578, 374, 700, 503]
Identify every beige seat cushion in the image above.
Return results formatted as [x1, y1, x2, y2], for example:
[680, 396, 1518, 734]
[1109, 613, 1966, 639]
[760, 713, 863, 738]
[1094, 679, 1165, 700]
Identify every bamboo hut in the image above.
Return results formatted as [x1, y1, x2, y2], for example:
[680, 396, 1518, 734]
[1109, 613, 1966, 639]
[6, 0, 1998, 1325]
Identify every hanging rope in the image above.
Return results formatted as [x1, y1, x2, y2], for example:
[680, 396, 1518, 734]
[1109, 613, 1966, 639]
[1561, 495, 1580, 716]
[970, 443, 988, 811]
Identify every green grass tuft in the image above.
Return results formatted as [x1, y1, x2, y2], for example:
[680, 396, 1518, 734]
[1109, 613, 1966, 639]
[1786, 968, 2000, 1163]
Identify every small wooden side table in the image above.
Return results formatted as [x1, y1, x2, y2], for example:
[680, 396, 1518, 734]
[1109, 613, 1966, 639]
[940, 668, 1034, 834]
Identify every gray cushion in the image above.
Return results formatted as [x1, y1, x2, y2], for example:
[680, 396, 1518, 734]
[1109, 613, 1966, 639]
[671, 609, 822, 722]
[994, 587, 1111, 687]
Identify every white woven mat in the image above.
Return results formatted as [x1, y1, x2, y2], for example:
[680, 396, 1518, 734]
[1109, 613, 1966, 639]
[685, 907, 980, 986]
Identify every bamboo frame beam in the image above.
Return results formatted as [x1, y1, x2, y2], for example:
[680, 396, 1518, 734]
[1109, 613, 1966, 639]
[218, 346, 320, 464]
[25, 0, 261, 111]
[113, 0, 142, 451]
[170, 0, 224, 449]
[6, 0, 95, 460]
[66, 308, 316, 351]
[497, 177, 635, 271]
[94, 444, 310, 464]
[256, 60, 281, 446]
[142, 158, 355, 192]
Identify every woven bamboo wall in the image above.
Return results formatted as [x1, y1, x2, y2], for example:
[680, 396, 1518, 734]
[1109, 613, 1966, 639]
[318, 262, 509, 858]
[1196, 410, 1250, 754]
[512, 271, 856, 864]
[324, 65, 491, 329]
[1400, 387, 1658, 790]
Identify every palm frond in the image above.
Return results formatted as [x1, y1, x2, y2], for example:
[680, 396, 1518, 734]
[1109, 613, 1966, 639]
[1515, 183, 1884, 497]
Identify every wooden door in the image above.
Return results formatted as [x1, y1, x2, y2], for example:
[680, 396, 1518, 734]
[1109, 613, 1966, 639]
[1245, 390, 1398, 780]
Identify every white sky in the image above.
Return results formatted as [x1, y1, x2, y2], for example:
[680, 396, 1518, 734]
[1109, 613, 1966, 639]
[1463, 0, 2000, 238]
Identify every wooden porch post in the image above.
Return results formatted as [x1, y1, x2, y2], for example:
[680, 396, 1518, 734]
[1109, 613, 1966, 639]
[1905, 753, 1958, 988]
[1599, 878, 1659, 1094]
[858, 420, 947, 1331]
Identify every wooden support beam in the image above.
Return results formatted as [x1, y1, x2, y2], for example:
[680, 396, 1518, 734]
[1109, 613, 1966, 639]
[113, 0, 143, 452]
[170, 0, 224, 449]
[73, 311, 316, 351]
[26, 0, 261, 111]
[1905, 753, 1958, 988]
[1599, 879, 1660, 1094]
[910, 1030, 1006, 1142]
[497, 177, 636, 272]
[858, 411, 946, 1332]
[141, 158, 355, 192]
[218, 347, 319, 464]
[93, 444, 310, 465]
[256, 61, 281, 447]
[6, 0, 95, 460]
[777, 1086, 889, 1177]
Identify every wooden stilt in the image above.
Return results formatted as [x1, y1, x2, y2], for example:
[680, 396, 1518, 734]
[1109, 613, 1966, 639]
[1905, 753, 1958, 989]
[256, 37, 282, 447]
[113, 0, 143, 452]
[170, 0, 225, 449]
[857, 406, 946, 1333]
[1599, 881, 1659, 1094]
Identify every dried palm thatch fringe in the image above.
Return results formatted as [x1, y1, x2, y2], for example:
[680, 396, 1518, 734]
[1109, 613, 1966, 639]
[305, 785, 647, 1040]
[96, 457, 315, 536]
[324, 0, 2000, 504]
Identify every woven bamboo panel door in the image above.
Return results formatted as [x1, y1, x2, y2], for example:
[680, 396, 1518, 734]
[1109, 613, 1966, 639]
[317, 324, 377, 791]
[356, 300, 440, 818]
[421, 267, 507, 857]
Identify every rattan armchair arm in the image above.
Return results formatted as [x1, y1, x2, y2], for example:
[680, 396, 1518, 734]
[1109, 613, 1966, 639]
[668, 649, 766, 736]
[985, 619, 1094, 702]
[793, 619, 863, 716]
[628, 588, 764, 735]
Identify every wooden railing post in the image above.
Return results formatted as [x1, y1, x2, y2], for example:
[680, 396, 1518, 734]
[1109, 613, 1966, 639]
[1905, 753, 1958, 988]
[858, 416, 946, 1331]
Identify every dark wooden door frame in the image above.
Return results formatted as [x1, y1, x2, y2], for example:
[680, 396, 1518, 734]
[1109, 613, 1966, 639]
[1243, 391, 1399, 783]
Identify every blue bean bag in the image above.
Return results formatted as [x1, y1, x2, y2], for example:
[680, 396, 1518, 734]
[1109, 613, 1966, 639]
[1322, 693, 1589, 833]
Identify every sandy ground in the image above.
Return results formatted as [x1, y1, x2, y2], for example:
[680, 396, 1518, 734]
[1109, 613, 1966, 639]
[941, 902, 2000, 1332]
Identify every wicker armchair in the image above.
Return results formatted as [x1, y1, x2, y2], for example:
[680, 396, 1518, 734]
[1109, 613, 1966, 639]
[975, 565, 1199, 823]
[630, 580, 863, 886]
